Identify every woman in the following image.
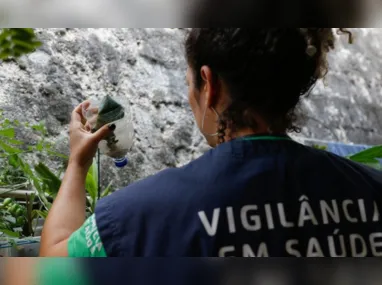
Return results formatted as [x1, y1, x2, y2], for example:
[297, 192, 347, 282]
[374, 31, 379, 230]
[40, 28, 382, 257]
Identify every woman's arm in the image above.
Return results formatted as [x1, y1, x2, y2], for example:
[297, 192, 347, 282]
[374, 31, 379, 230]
[39, 102, 112, 257]
[39, 163, 88, 256]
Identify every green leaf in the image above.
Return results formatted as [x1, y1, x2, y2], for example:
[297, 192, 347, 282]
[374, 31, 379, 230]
[0, 51, 10, 60]
[34, 163, 61, 196]
[0, 228, 20, 238]
[92, 159, 98, 187]
[7, 156, 51, 210]
[32, 210, 48, 219]
[0, 28, 41, 60]
[33, 185, 51, 211]
[0, 128, 15, 138]
[11, 39, 36, 50]
[15, 28, 35, 37]
[86, 172, 98, 202]
[32, 122, 46, 134]
[5, 139, 24, 145]
[8, 154, 20, 168]
[8, 155, 32, 176]
[31, 177, 48, 199]
[101, 181, 114, 198]
[86, 164, 98, 212]
[348, 145, 382, 163]
[46, 150, 69, 159]
[361, 162, 382, 170]
[0, 141, 22, 154]
[312, 144, 327, 151]
[4, 215, 16, 224]
[36, 141, 44, 151]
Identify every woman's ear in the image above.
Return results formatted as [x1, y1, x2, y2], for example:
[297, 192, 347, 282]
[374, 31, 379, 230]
[200, 66, 218, 108]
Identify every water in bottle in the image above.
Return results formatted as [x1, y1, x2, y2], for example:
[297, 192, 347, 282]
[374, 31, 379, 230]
[82, 95, 134, 168]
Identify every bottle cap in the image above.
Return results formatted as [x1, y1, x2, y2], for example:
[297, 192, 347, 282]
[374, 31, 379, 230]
[114, 157, 128, 168]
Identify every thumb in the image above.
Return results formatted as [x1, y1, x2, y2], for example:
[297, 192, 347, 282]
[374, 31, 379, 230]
[92, 123, 115, 143]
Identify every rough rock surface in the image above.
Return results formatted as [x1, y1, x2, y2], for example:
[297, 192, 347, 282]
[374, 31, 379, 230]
[301, 29, 382, 144]
[0, 28, 380, 189]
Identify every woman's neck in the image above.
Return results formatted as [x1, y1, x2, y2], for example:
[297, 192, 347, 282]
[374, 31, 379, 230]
[225, 127, 285, 141]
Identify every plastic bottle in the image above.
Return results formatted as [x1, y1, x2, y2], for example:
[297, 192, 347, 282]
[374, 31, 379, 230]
[82, 95, 134, 168]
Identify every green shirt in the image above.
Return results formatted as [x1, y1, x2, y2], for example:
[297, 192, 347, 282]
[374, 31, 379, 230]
[68, 214, 107, 257]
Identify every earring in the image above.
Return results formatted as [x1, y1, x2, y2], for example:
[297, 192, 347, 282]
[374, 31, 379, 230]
[218, 121, 227, 144]
[201, 106, 219, 137]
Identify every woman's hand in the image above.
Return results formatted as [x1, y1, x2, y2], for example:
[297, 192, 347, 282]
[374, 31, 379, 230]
[68, 101, 114, 170]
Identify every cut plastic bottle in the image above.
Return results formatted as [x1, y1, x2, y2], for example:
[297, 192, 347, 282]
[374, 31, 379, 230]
[82, 95, 134, 168]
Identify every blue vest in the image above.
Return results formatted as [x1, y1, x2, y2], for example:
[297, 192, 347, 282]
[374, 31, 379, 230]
[95, 136, 382, 257]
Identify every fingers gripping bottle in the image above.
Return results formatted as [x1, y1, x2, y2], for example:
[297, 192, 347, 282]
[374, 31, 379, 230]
[82, 95, 134, 168]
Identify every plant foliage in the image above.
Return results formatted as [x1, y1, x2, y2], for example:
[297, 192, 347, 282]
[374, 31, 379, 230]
[0, 28, 41, 60]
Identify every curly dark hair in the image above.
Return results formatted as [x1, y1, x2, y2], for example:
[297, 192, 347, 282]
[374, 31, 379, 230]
[185, 28, 352, 142]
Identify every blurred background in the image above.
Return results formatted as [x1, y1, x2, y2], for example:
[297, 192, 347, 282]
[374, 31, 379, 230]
[0, 0, 381, 27]
[2, 258, 382, 285]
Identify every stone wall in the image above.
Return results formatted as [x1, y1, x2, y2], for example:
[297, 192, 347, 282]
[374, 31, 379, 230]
[300, 28, 382, 145]
[0, 28, 380, 188]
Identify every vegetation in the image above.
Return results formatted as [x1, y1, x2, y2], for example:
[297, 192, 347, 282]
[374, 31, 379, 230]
[0, 28, 41, 60]
[0, 197, 27, 238]
[0, 113, 59, 238]
[347, 146, 382, 170]
[0, 117, 114, 239]
[0, 112, 114, 239]
[313, 144, 382, 170]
